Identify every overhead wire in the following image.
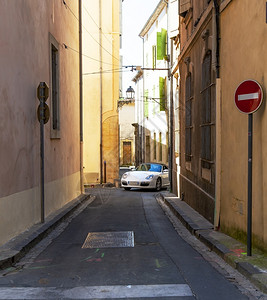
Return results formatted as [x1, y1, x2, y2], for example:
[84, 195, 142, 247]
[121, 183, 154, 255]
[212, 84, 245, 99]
[62, 0, 120, 66]
[62, 43, 115, 66]
[82, 4, 124, 61]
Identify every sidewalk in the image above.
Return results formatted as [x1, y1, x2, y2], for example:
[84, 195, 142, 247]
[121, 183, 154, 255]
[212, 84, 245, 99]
[0, 193, 95, 270]
[157, 191, 267, 294]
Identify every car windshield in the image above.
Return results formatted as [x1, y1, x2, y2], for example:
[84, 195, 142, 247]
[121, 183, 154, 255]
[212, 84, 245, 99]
[136, 164, 162, 172]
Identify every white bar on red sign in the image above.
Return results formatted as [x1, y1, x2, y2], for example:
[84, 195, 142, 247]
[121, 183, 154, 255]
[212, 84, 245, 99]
[238, 92, 259, 101]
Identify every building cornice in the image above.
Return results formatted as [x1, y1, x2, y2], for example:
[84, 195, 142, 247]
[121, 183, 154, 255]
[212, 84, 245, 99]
[178, 3, 213, 66]
[139, 0, 168, 38]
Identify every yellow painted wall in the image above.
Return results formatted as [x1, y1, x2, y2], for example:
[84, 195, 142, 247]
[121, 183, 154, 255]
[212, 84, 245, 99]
[220, 0, 267, 250]
[83, 0, 120, 185]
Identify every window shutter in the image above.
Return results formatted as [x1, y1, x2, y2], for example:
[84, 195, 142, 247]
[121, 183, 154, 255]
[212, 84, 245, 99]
[161, 29, 167, 59]
[159, 77, 166, 111]
[179, 0, 191, 17]
[157, 32, 163, 60]
[152, 46, 156, 68]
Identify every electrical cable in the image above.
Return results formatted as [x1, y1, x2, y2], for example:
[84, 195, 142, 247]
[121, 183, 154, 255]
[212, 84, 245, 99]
[63, 0, 120, 63]
[62, 43, 117, 66]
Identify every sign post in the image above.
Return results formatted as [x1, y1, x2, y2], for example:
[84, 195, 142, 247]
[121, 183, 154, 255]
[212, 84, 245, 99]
[234, 79, 263, 256]
[37, 82, 49, 223]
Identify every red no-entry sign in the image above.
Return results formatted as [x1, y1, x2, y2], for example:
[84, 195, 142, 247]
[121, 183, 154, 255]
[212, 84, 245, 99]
[234, 79, 264, 256]
[235, 79, 263, 114]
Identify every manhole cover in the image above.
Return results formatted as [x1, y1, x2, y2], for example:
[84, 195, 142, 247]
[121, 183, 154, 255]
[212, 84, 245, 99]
[82, 231, 134, 249]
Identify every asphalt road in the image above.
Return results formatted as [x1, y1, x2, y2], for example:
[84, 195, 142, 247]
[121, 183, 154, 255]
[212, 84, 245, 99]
[0, 188, 252, 299]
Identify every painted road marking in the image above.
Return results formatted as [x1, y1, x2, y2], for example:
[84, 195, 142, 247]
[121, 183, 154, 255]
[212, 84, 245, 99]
[238, 92, 259, 101]
[0, 284, 193, 299]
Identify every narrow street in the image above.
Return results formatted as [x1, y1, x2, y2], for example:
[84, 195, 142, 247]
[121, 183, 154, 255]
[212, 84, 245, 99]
[0, 188, 259, 299]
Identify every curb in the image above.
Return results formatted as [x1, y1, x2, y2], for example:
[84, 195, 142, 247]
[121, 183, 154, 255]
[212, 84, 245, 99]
[157, 192, 267, 294]
[0, 193, 95, 270]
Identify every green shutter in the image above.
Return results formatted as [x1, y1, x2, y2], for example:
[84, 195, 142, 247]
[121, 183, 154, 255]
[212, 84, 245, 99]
[159, 77, 166, 111]
[157, 32, 163, 60]
[152, 46, 156, 68]
[161, 28, 167, 59]
[144, 89, 149, 118]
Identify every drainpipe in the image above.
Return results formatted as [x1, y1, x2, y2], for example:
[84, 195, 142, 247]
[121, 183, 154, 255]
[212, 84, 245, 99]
[213, 0, 221, 229]
[166, 0, 174, 192]
[213, 0, 220, 79]
[141, 36, 145, 163]
[79, 0, 84, 193]
[99, 0, 103, 184]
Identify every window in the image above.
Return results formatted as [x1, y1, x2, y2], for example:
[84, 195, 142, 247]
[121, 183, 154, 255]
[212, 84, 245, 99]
[185, 73, 193, 161]
[50, 34, 60, 138]
[201, 52, 212, 169]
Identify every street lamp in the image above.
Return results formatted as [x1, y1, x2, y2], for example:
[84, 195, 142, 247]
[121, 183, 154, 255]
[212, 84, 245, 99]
[126, 86, 135, 99]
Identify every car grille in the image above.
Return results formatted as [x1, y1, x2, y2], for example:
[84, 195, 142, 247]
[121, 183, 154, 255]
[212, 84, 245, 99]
[140, 182, 149, 186]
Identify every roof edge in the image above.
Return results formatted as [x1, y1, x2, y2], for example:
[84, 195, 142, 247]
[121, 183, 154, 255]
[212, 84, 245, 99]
[139, 0, 167, 38]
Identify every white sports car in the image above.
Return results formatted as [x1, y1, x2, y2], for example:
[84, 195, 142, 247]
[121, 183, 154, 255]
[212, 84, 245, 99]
[121, 163, 169, 191]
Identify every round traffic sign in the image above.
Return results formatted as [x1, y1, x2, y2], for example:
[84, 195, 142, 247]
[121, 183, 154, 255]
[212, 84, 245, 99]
[37, 103, 50, 124]
[235, 80, 263, 114]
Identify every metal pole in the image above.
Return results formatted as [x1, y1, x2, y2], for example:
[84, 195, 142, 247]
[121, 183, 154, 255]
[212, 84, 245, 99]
[99, 0, 103, 184]
[40, 88, 45, 223]
[247, 113, 253, 256]
[79, 0, 84, 193]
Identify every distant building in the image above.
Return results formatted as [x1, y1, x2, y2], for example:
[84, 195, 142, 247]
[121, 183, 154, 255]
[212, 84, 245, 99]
[118, 88, 135, 167]
[135, 0, 169, 167]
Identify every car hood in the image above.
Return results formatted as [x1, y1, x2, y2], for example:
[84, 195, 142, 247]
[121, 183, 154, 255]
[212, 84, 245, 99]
[123, 171, 159, 180]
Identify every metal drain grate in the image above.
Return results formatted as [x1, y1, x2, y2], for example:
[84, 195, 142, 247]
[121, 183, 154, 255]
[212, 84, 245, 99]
[82, 231, 134, 249]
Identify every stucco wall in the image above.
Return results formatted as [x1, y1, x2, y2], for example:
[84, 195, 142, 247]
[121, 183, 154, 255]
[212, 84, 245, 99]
[178, 2, 216, 222]
[83, 0, 120, 185]
[0, 0, 81, 246]
[220, 0, 267, 250]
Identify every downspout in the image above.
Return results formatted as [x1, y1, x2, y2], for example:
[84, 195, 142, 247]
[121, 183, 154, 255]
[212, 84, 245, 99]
[213, 0, 221, 229]
[79, 0, 84, 193]
[99, 0, 103, 184]
[166, 0, 174, 192]
[141, 36, 145, 163]
[213, 0, 220, 78]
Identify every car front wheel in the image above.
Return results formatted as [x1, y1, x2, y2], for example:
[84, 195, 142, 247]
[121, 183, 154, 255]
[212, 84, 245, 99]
[155, 178, 162, 191]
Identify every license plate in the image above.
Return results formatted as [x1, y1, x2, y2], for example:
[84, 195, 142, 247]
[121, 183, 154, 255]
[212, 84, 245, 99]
[128, 181, 139, 186]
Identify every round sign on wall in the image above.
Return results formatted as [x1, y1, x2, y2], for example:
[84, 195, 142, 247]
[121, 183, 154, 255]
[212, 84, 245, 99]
[234, 80, 263, 114]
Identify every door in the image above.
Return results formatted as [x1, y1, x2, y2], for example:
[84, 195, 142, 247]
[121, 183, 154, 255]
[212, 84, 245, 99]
[123, 142, 131, 165]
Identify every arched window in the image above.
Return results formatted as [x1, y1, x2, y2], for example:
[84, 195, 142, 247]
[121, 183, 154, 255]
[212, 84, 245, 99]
[185, 72, 193, 161]
[201, 51, 212, 169]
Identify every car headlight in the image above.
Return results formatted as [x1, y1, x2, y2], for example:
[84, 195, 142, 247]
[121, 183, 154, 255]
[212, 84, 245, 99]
[122, 173, 128, 179]
[145, 174, 154, 180]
